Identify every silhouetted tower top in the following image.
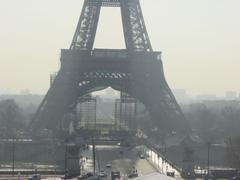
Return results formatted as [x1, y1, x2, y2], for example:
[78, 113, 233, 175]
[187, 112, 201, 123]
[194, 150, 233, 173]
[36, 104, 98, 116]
[70, 0, 153, 52]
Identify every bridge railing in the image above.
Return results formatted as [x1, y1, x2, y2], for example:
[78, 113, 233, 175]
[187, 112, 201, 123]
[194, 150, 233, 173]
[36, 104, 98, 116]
[138, 138, 182, 173]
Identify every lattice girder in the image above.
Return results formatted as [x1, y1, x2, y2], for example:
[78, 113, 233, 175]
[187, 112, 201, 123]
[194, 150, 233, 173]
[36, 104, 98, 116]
[31, 0, 188, 135]
[70, 0, 152, 51]
[31, 50, 187, 133]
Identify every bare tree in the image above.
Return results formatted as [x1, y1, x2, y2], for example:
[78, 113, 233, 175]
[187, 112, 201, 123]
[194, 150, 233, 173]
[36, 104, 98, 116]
[225, 137, 240, 168]
[0, 99, 24, 137]
[222, 106, 240, 137]
[188, 103, 217, 143]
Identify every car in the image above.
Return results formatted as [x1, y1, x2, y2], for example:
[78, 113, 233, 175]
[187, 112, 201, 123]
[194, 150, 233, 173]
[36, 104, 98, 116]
[140, 154, 145, 159]
[77, 172, 94, 180]
[28, 174, 41, 180]
[231, 176, 240, 180]
[105, 163, 112, 168]
[111, 171, 120, 180]
[98, 170, 107, 177]
[128, 172, 138, 178]
[167, 171, 175, 177]
[61, 173, 78, 179]
[77, 174, 88, 180]
[86, 172, 94, 177]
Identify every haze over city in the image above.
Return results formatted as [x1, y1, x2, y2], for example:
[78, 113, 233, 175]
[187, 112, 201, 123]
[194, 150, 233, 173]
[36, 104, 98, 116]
[1, 1, 240, 179]
[0, 0, 240, 96]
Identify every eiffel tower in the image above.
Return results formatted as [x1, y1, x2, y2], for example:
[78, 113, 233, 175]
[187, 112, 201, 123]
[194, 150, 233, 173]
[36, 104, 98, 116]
[31, 0, 188, 134]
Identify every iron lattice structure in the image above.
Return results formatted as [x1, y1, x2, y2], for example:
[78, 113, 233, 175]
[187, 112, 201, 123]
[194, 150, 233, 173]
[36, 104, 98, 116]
[31, 0, 188, 133]
[70, 0, 152, 51]
[77, 96, 97, 130]
[114, 92, 137, 131]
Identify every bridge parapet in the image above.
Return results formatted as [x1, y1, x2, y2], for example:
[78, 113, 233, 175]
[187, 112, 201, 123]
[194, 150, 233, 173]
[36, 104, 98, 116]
[139, 138, 182, 173]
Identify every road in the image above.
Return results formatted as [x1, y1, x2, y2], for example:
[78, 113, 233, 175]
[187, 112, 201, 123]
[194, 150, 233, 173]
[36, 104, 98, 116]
[81, 145, 158, 179]
[0, 145, 162, 180]
[87, 146, 157, 177]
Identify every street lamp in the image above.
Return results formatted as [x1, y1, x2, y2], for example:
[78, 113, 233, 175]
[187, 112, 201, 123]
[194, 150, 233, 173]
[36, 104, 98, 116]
[64, 144, 68, 180]
[207, 142, 211, 178]
[12, 137, 16, 176]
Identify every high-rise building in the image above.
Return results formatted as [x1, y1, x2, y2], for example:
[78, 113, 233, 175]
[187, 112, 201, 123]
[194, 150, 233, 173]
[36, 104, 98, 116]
[237, 92, 240, 100]
[196, 94, 217, 101]
[225, 91, 237, 100]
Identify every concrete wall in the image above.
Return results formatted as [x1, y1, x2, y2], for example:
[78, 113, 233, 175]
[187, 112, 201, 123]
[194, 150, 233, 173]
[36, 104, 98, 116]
[0, 141, 65, 167]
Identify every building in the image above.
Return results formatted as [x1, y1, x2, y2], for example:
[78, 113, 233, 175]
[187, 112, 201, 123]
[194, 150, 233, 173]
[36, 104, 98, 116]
[225, 91, 237, 100]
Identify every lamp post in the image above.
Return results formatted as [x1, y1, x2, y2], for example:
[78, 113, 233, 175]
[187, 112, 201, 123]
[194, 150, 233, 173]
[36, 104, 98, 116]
[207, 142, 211, 178]
[92, 137, 96, 176]
[12, 138, 15, 176]
[64, 144, 68, 180]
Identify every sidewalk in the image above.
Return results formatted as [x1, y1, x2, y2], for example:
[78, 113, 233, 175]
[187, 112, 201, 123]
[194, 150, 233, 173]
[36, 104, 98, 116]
[80, 148, 94, 175]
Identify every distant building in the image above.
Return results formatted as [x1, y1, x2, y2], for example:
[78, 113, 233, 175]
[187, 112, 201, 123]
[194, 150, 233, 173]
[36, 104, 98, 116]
[195, 94, 217, 101]
[225, 91, 237, 100]
[92, 87, 119, 101]
[105, 87, 116, 98]
[195, 100, 240, 112]
[19, 89, 31, 95]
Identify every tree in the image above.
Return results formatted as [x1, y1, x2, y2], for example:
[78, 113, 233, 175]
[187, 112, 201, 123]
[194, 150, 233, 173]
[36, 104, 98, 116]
[0, 99, 24, 137]
[226, 137, 240, 168]
[222, 106, 240, 137]
[188, 103, 217, 143]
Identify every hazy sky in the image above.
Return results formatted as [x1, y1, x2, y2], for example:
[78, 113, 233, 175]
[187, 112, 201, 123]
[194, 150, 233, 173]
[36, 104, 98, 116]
[0, 0, 239, 96]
